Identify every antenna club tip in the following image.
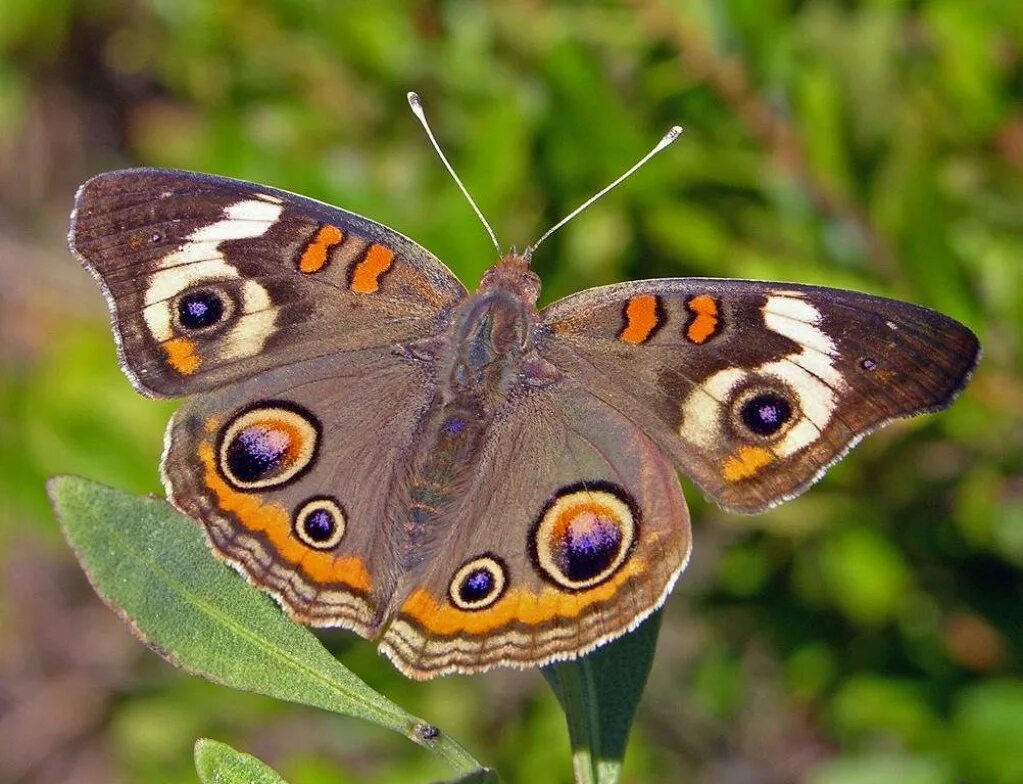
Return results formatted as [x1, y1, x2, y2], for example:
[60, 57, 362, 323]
[659, 125, 683, 146]
[407, 91, 421, 108]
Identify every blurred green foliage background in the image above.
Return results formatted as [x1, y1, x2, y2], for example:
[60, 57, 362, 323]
[0, 1, 1020, 782]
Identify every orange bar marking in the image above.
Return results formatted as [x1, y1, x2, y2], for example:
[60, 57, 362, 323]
[199, 443, 372, 591]
[397, 557, 647, 635]
[350, 244, 395, 293]
[686, 294, 719, 344]
[164, 337, 201, 375]
[298, 224, 343, 273]
[722, 445, 775, 482]
[618, 294, 662, 344]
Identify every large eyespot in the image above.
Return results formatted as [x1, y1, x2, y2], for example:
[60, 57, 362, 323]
[173, 287, 233, 332]
[448, 555, 508, 611]
[530, 482, 638, 591]
[293, 496, 346, 549]
[731, 386, 798, 440]
[217, 402, 320, 491]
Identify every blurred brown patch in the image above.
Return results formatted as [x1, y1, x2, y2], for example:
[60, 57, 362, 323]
[0, 543, 138, 783]
[943, 611, 1009, 671]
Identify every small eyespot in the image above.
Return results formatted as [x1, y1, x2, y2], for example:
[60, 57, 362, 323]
[217, 402, 320, 491]
[448, 555, 507, 611]
[173, 287, 233, 333]
[530, 482, 638, 591]
[293, 496, 346, 549]
[150, 231, 162, 243]
[739, 392, 793, 437]
[861, 357, 878, 371]
[730, 385, 798, 441]
[176, 289, 225, 330]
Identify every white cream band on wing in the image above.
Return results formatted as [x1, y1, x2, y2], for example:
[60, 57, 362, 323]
[679, 367, 745, 451]
[679, 295, 845, 458]
[187, 199, 284, 242]
[141, 200, 283, 355]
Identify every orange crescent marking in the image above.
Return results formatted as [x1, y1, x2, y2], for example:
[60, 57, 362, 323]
[350, 244, 395, 293]
[686, 294, 719, 344]
[163, 337, 201, 375]
[722, 445, 775, 482]
[298, 224, 344, 273]
[198, 443, 371, 591]
[618, 295, 662, 345]
[397, 557, 646, 635]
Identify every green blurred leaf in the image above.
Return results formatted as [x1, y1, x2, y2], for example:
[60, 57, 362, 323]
[819, 526, 910, 625]
[808, 753, 954, 784]
[830, 676, 941, 747]
[953, 680, 1023, 784]
[194, 738, 289, 784]
[48, 476, 482, 775]
[541, 611, 662, 784]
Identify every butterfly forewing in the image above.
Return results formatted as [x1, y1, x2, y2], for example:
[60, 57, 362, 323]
[70, 168, 465, 397]
[540, 279, 980, 512]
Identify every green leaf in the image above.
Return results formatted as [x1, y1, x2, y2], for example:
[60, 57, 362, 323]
[194, 738, 289, 784]
[541, 610, 662, 784]
[48, 476, 482, 775]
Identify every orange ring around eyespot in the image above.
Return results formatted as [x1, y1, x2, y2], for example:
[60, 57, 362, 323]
[532, 484, 637, 591]
[217, 403, 320, 491]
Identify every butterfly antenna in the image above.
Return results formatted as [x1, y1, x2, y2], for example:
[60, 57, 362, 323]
[407, 92, 501, 255]
[524, 125, 683, 260]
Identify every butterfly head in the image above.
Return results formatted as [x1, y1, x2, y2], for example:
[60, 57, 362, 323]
[478, 253, 541, 305]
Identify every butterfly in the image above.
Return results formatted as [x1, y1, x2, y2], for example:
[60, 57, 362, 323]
[69, 109, 979, 680]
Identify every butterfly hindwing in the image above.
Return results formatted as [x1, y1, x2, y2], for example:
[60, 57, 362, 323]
[161, 347, 438, 636]
[540, 279, 980, 512]
[70, 168, 466, 397]
[379, 375, 691, 679]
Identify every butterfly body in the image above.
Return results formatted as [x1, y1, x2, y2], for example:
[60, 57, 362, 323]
[70, 168, 979, 679]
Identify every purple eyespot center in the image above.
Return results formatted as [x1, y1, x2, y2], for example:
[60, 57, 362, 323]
[177, 290, 224, 330]
[740, 392, 792, 437]
[458, 568, 495, 603]
[551, 511, 624, 583]
[303, 508, 335, 542]
[226, 425, 292, 483]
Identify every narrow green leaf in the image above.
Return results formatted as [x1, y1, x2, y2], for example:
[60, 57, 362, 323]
[541, 611, 662, 784]
[48, 476, 482, 774]
[194, 738, 289, 784]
